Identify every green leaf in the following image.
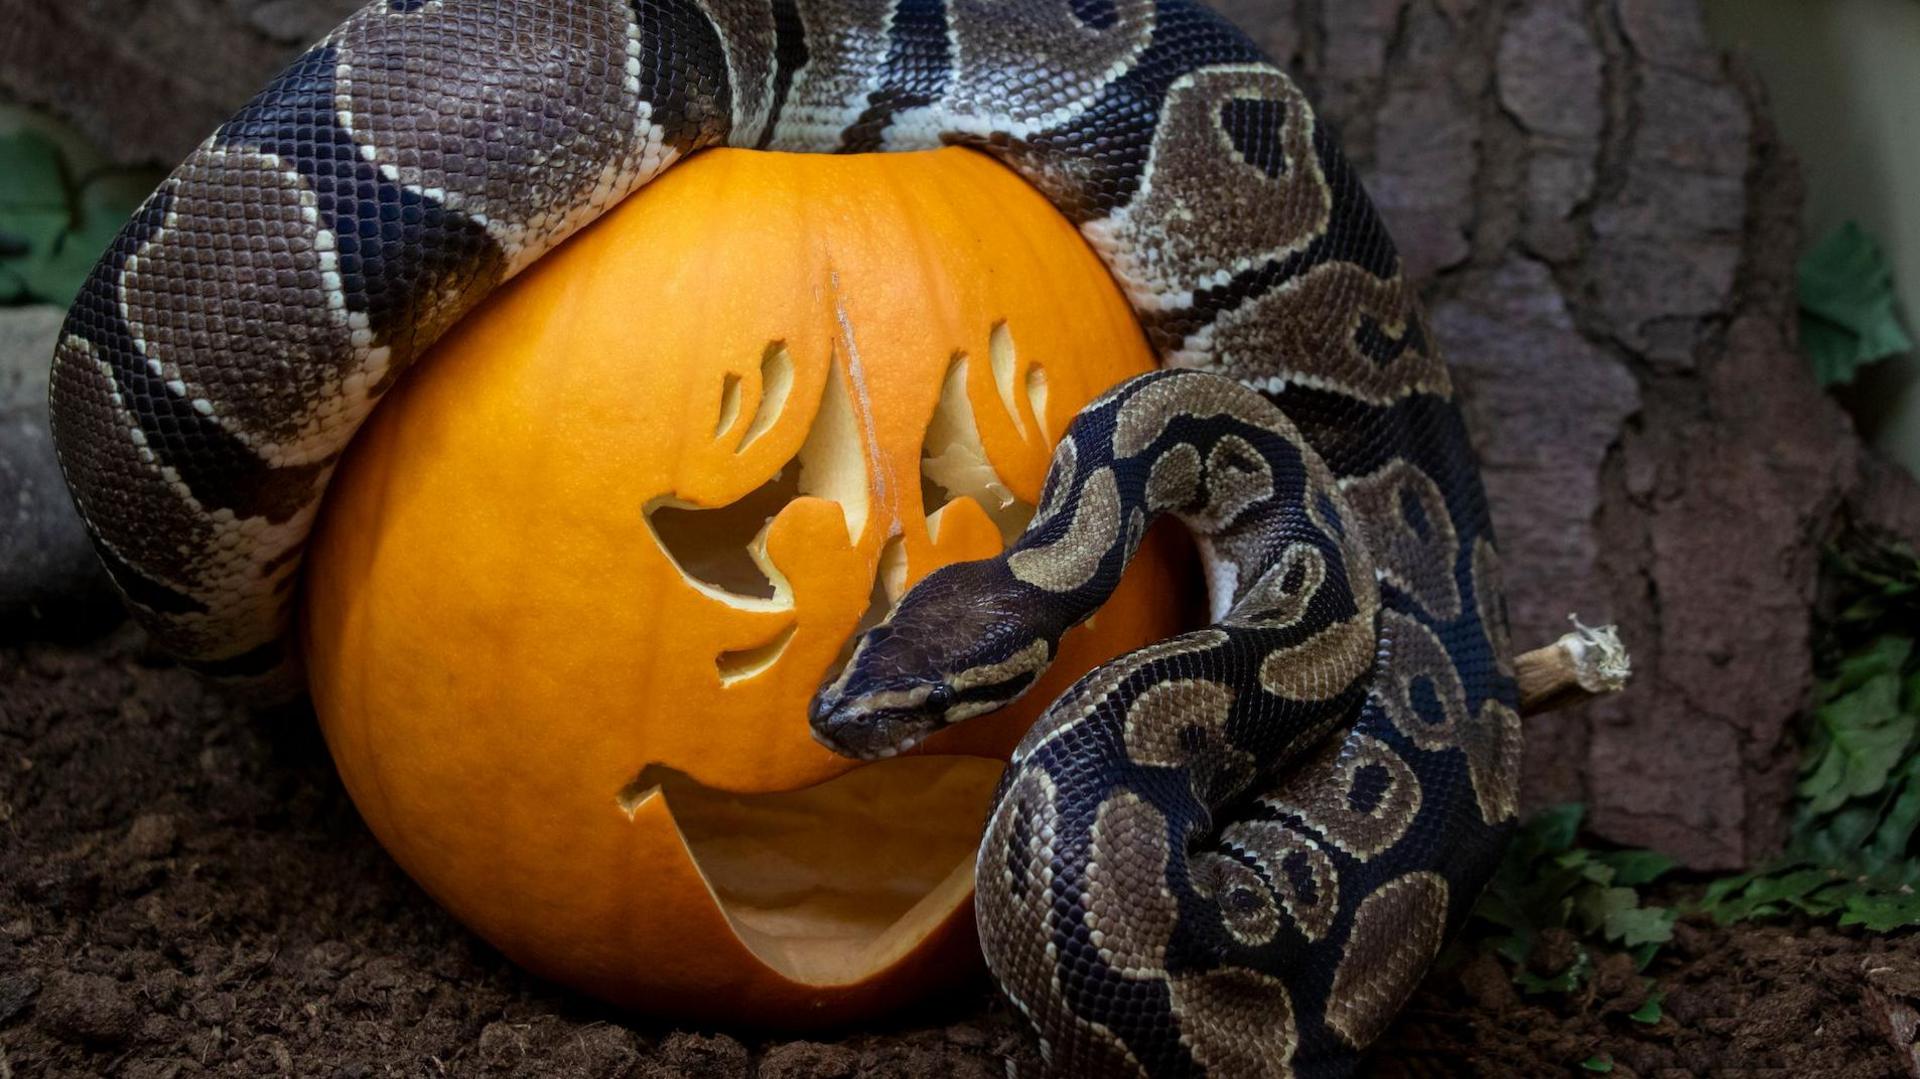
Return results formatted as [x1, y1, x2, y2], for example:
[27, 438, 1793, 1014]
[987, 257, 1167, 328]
[1491, 932, 1531, 967]
[1825, 637, 1913, 700]
[1799, 221, 1915, 386]
[1746, 867, 1834, 906]
[1796, 805, 1884, 867]
[1471, 890, 1528, 933]
[0, 130, 69, 212]
[1841, 595, 1892, 624]
[1812, 878, 1883, 913]
[1736, 538, 1920, 938]
[22, 170, 151, 307]
[1580, 1056, 1614, 1073]
[1596, 849, 1675, 887]
[1530, 803, 1585, 855]
[1574, 886, 1635, 937]
[1629, 989, 1665, 1025]
[1514, 948, 1591, 995]
[1797, 880, 1855, 917]
[0, 126, 157, 306]
[1700, 867, 1836, 925]
[1562, 849, 1615, 886]
[0, 130, 71, 303]
[1530, 860, 1597, 910]
[1699, 869, 1759, 912]
[1798, 674, 1915, 813]
[1868, 755, 1920, 868]
[1839, 889, 1920, 932]
[1605, 905, 1676, 948]
[1630, 941, 1662, 970]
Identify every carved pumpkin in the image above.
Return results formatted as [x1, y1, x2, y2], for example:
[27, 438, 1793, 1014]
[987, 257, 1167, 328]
[302, 147, 1194, 1024]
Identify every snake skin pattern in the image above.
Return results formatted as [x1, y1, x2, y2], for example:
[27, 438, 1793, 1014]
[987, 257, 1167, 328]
[48, 0, 1520, 1074]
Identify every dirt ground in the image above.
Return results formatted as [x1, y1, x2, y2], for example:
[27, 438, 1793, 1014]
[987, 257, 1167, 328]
[4, 629, 1918, 1078]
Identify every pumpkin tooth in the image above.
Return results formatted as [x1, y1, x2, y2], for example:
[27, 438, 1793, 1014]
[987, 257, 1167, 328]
[989, 321, 1026, 440]
[716, 623, 798, 686]
[736, 342, 795, 453]
[1025, 364, 1052, 443]
[714, 372, 743, 441]
[920, 354, 1035, 546]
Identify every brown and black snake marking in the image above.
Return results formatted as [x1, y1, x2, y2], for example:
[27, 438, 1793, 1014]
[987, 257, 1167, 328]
[50, 0, 1518, 1074]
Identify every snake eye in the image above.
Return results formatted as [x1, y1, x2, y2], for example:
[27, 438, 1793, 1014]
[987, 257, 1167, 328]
[927, 683, 954, 710]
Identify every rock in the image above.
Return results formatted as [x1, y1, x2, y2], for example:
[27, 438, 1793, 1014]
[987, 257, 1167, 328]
[36, 971, 142, 1047]
[0, 306, 121, 640]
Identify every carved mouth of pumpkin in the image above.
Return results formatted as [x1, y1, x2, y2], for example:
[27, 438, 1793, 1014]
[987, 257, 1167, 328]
[617, 756, 1005, 986]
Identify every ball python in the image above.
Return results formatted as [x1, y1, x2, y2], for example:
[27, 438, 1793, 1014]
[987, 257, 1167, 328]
[47, 0, 1520, 1073]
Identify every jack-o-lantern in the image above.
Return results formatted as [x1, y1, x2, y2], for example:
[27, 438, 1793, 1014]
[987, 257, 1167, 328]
[302, 147, 1195, 1025]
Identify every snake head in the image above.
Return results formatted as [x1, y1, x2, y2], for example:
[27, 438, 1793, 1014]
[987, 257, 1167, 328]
[809, 561, 1060, 760]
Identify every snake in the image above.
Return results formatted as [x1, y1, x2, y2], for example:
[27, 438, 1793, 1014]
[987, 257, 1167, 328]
[47, 0, 1521, 1074]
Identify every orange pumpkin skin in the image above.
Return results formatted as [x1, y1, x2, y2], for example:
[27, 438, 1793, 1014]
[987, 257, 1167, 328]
[302, 147, 1194, 1026]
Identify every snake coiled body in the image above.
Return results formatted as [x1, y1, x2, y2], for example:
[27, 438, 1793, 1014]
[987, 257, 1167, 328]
[49, 0, 1520, 1074]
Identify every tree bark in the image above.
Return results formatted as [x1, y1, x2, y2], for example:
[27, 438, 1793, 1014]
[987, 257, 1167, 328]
[1209, 0, 1920, 869]
[0, 0, 362, 168]
[4, 0, 1918, 868]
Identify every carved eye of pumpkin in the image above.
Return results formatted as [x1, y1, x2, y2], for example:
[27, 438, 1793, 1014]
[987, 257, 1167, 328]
[302, 147, 1197, 1024]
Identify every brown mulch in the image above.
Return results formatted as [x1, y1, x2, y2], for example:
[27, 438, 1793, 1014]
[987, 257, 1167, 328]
[3, 628, 1918, 1077]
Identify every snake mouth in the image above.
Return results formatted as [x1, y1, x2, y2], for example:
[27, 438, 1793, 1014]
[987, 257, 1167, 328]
[807, 691, 946, 760]
[617, 758, 1003, 988]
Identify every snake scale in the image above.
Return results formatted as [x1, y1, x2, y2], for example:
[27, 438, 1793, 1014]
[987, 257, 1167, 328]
[48, 0, 1521, 1073]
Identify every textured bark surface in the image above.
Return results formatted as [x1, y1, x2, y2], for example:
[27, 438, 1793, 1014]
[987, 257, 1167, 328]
[3, 0, 1918, 869]
[1207, 0, 1920, 869]
[0, 0, 361, 167]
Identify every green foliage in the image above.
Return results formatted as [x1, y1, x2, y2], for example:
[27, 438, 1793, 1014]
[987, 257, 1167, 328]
[1467, 804, 1677, 995]
[1699, 541, 1920, 931]
[1799, 221, 1914, 386]
[1798, 636, 1914, 814]
[0, 127, 158, 307]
